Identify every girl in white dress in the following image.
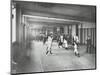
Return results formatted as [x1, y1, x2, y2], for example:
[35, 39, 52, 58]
[73, 35, 80, 57]
[46, 35, 53, 55]
[63, 39, 68, 49]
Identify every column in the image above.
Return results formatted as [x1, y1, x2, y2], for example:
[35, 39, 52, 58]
[64, 26, 68, 34]
[76, 24, 79, 36]
[80, 23, 83, 44]
[72, 25, 76, 36]
[16, 6, 22, 43]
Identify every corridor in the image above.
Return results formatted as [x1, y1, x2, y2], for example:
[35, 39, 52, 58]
[11, 1, 96, 74]
[14, 41, 95, 73]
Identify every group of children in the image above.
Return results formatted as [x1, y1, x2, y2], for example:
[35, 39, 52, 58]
[44, 34, 80, 57]
[58, 35, 68, 49]
[58, 34, 80, 57]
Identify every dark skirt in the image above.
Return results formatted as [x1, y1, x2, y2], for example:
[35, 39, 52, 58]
[58, 41, 63, 46]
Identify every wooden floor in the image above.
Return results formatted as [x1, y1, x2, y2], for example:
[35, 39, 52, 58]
[12, 41, 96, 74]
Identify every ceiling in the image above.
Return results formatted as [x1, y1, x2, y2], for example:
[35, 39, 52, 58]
[24, 15, 80, 25]
[14, 1, 96, 23]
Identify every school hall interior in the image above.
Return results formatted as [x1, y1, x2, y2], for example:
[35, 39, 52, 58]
[11, 0, 96, 74]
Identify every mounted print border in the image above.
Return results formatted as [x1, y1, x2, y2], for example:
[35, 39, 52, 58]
[11, 0, 96, 74]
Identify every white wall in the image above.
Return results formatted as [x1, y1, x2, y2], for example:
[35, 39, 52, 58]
[12, 8, 16, 43]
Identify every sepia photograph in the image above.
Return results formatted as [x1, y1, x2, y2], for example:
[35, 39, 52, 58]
[11, 0, 96, 74]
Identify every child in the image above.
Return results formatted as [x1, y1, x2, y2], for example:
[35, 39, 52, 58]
[46, 35, 53, 55]
[58, 35, 63, 48]
[63, 39, 68, 49]
[73, 42, 80, 57]
[73, 35, 80, 57]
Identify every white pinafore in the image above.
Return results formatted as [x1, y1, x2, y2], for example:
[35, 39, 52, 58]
[46, 36, 53, 51]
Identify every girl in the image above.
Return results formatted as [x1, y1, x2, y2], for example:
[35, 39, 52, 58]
[58, 35, 63, 48]
[73, 35, 80, 57]
[63, 39, 68, 49]
[46, 35, 53, 55]
[73, 42, 80, 57]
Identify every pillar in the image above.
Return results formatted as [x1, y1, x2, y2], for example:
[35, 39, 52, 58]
[80, 23, 83, 44]
[76, 24, 79, 36]
[72, 25, 76, 36]
[64, 26, 68, 34]
[16, 6, 23, 44]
